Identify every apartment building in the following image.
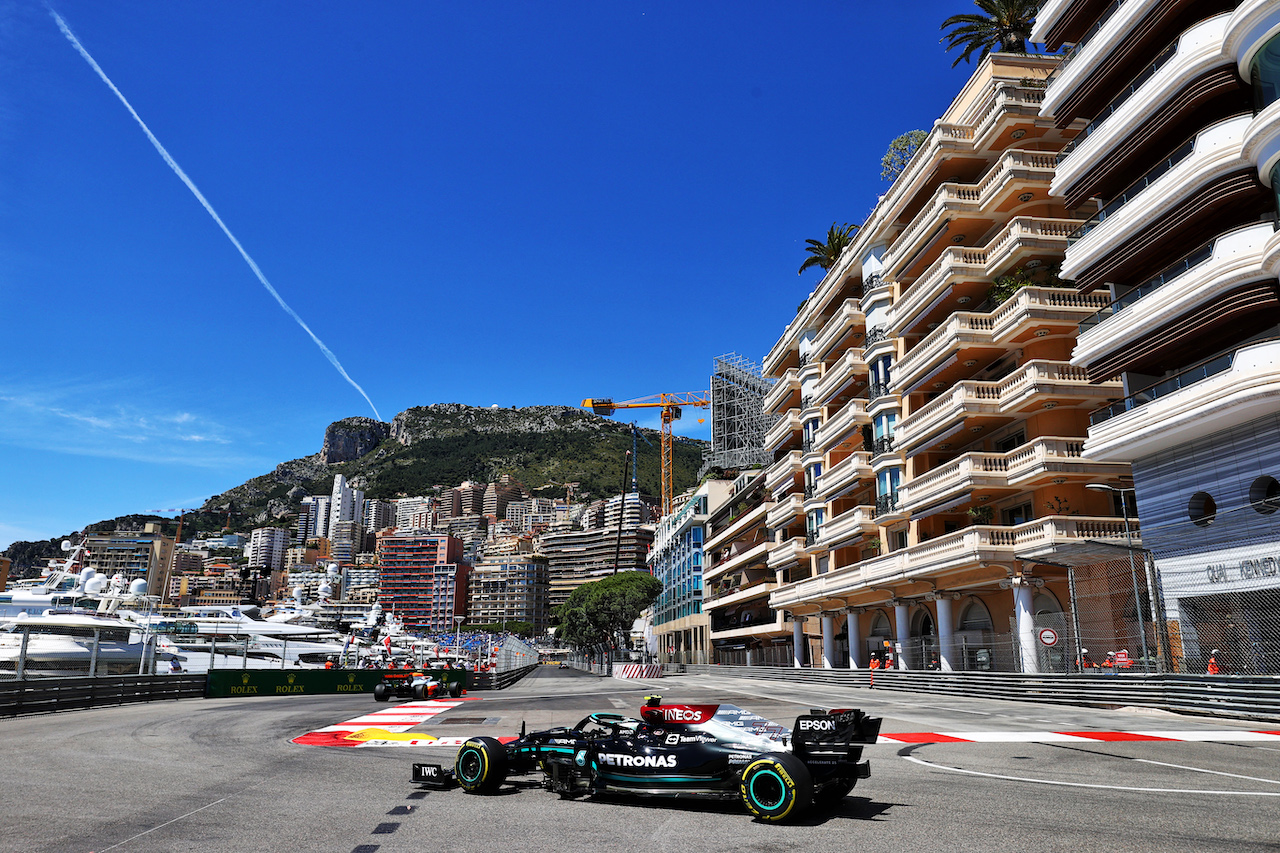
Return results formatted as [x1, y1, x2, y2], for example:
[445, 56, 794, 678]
[763, 54, 1131, 673]
[1033, 0, 1280, 674]
[376, 532, 470, 632]
[84, 523, 175, 602]
[538, 523, 655, 608]
[467, 559, 551, 632]
[648, 480, 733, 663]
[697, 470, 791, 665]
[246, 527, 290, 572]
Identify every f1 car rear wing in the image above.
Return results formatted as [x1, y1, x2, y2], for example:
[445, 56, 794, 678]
[791, 708, 882, 762]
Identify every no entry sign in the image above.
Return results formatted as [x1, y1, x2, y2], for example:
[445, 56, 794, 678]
[1038, 628, 1059, 646]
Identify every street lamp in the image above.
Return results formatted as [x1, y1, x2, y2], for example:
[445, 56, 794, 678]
[1086, 483, 1152, 670]
[453, 615, 466, 663]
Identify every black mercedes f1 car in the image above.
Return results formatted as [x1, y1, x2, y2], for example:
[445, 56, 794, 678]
[412, 695, 881, 822]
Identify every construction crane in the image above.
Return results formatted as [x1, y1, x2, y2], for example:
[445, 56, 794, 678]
[582, 392, 710, 515]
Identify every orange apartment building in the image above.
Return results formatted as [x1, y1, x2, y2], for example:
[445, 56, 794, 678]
[761, 54, 1134, 673]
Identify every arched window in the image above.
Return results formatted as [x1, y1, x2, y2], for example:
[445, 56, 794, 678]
[869, 610, 891, 636]
[911, 608, 935, 637]
[958, 599, 994, 632]
[1033, 591, 1063, 617]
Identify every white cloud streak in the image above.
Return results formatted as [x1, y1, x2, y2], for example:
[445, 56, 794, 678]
[48, 7, 382, 422]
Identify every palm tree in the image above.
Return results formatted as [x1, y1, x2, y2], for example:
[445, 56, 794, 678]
[798, 222, 858, 276]
[941, 0, 1040, 67]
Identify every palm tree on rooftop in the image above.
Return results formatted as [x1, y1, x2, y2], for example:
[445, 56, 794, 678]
[798, 222, 859, 276]
[941, 0, 1041, 68]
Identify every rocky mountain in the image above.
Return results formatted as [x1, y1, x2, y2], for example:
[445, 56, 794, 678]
[201, 404, 707, 527]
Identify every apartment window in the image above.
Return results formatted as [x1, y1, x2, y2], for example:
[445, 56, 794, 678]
[1252, 32, 1280, 113]
[893, 530, 908, 551]
[994, 431, 1025, 453]
[1002, 502, 1033, 525]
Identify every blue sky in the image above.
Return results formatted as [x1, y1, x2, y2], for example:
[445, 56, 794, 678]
[1, 1, 981, 549]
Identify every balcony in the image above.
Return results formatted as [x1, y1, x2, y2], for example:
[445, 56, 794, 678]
[705, 577, 778, 610]
[764, 410, 802, 452]
[896, 286, 1108, 393]
[770, 515, 1135, 611]
[1073, 223, 1272, 371]
[818, 451, 872, 502]
[875, 492, 899, 516]
[1039, 0, 1149, 119]
[763, 367, 800, 415]
[814, 400, 871, 452]
[812, 348, 869, 406]
[891, 218, 1080, 336]
[766, 536, 807, 572]
[705, 502, 770, 554]
[704, 540, 770, 583]
[1086, 338, 1280, 462]
[878, 81, 1051, 233]
[895, 360, 1122, 454]
[897, 436, 1128, 515]
[764, 450, 802, 499]
[819, 505, 877, 550]
[1060, 115, 1253, 286]
[897, 452, 1010, 515]
[765, 494, 804, 537]
[883, 149, 1059, 279]
[813, 298, 866, 360]
[1053, 15, 1230, 199]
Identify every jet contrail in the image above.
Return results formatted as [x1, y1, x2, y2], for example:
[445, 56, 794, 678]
[49, 8, 382, 422]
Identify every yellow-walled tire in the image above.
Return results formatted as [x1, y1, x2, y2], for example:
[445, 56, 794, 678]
[740, 753, 812, 822]
[455, 737, 508, 793]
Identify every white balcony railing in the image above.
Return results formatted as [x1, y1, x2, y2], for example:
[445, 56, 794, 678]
[818, 505, 877, 550]
[818, 451, 872, 503]
[812, 348, 869, 407]
[770, 516, 1134, 610]
[813, 298, 866, 361]
[814, 400, 871, 453]
[890, 218, 1080, 335]
[884, 150, 1059, 279]
[895, 361, 1120, 452]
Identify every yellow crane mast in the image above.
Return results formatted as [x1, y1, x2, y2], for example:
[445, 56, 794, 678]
[582, 392, 710, 516]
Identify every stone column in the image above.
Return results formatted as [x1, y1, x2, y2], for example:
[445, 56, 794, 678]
[936, 595, 957, 672]
[1014, 582, 1039, 674]
[847, 610, 863, 668]
[821, 613, 836, 669]
[893, 601, 911, 670]
[792, 616, 805, 668]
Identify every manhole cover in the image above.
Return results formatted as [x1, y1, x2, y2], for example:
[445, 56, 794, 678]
[433, 716, 498, 725]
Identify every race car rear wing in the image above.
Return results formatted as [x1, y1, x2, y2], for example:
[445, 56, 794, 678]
[791, 708, 882, 763]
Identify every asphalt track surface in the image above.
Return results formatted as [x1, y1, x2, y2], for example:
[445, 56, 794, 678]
[4, 667, 1280, 853]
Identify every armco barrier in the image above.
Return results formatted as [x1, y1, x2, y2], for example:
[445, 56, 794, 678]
[471, 664, 539, 690]
[0, 674, 206, 717]
[687, 665, 1280, 724]
[205, 668, 467, 699]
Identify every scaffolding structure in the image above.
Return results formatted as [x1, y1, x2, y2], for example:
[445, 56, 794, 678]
[698, 353, 777, 479]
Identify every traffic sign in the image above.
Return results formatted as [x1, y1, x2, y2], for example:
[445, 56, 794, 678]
[1038, 627, 1059, 646]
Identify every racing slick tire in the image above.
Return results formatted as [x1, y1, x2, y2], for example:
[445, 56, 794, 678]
[373, 683, 389, 702]
[455, 737, 509, 794]
[412, 682, 426, 701]
[740, 753, 812, 823]
[448, 680, 463, 698]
